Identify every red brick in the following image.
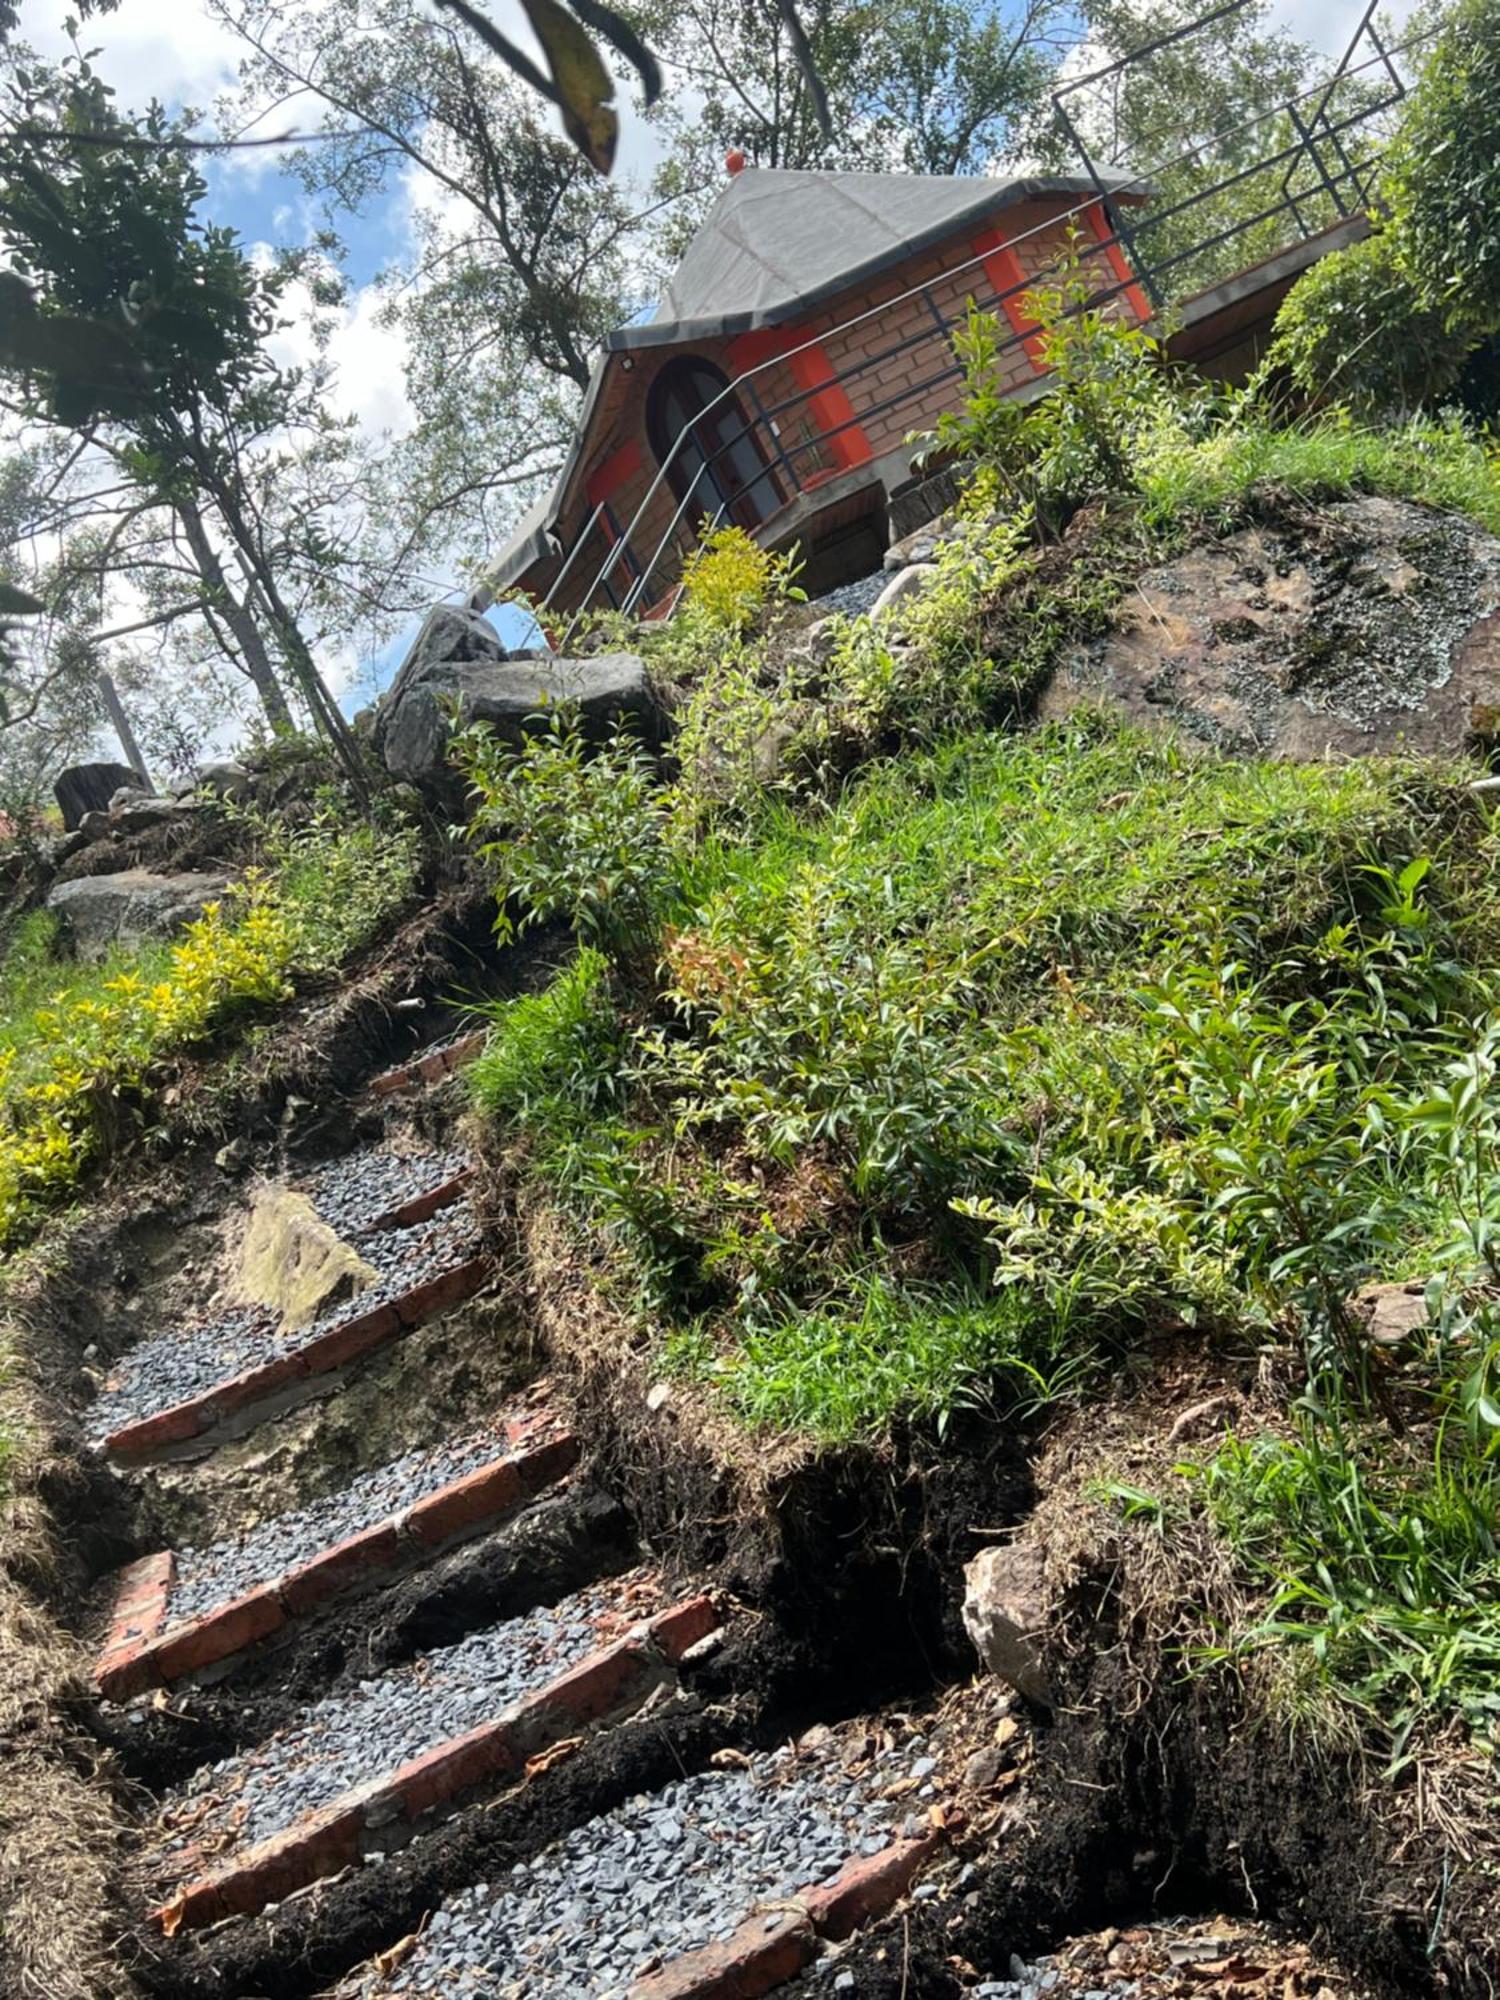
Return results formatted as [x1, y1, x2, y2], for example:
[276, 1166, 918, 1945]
[374, 1170, 475, 1232]
[370, 1060, 416, 1097]
[392, 1717, 520, 1820]
[209, 1347, 307, 1421]
[152, 1803, 364, 1932]
[95, 1645, 162, 1702]
[297, 1299, 400, 1374]
[406, 1459, 522, 1546]
[105, 1397, 215, 1458]
[627, 1911, 815, 1998]
[512, 1639, 656, 1747]
[647, 1595, 720, 1662]
[417, 1051, 447, 1083]
[393, 1255, 488, 1329]
[514, 1429, 581, 1495]
[440, 1030, 487, 1074]
[802, 1832, 941, 1941]
[279, 1522, 401, 1616]
[151, 1588, 285, 1681]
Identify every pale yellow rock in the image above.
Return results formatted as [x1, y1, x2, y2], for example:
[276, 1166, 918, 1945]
[235, 1184, 377, 1332]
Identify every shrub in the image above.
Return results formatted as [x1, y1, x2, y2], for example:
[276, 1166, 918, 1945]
[678, 523, 801, 633]
[455, 708, 674, 972]
[1382, 0, 1500, 334]
[1269, 232, 1475, 412]
[467, 948, 622, 1128]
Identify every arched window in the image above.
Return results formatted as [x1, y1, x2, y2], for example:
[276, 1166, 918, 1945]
[646, 356, 780, 532]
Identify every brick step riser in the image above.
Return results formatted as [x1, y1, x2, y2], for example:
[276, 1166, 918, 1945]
[95, 1432, 581, 1703]
[151, 1596, 721, 1934]
[101, 1256, 491, 1467]
[369, 1029, 487, 1101]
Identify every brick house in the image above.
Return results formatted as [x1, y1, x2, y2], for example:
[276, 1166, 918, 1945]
[486, 161, 1152, 619]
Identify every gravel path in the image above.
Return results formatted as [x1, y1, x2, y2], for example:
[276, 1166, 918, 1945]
[339, 1734, 931, 1998]
[806, 570, 887, 620]
[164, 1424, 524, 1627]
[305, 1146, 471, 1239]
[155, 1573, 656, 1872]
[85, 1200, 483, 1445]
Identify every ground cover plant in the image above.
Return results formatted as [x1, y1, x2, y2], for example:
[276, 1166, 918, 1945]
[0, 809, 419, 1251]
[460, 240, 1500, 1769]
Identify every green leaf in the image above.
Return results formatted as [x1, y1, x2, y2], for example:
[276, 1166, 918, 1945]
[0, 582, 45, 617]
[518, 0, 618, 173]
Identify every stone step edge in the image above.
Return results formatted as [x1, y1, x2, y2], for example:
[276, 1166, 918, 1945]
[101, 1254, 491, 1464]
[369, 1029, 487, 1101]
[149, 1593, 721, 1935]
[95, 1425, 579, 1702]
[625, 1826, 946, 2000]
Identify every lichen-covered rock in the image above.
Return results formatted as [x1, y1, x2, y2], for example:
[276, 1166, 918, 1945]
[45, 868, 231, 960]
[53, 760, 142, 832]
[235, 1185, 377, 1331]
[1041, 493, 1500, 759]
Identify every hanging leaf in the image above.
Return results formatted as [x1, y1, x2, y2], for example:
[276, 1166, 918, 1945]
[565, 0, 662, 107]
[514, 0, 619, 173]
[431, 0, 618, 173]
[0, 582, 45, 618]
[773, 0, 832, 139]
[0, 271, 151, 418]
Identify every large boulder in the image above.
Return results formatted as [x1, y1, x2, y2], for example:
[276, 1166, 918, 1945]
[1041, 492, 1500, 759]
[383, 650, 658, 799]
[961, 1542, 1053, 1706]
[45, 869, 232, 961]
[235, 1184, 377, 1331]
[380, 603, 508, 722]
[54, 761, 144, 832]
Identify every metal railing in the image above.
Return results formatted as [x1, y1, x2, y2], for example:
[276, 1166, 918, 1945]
[546, 0, 1424, 630]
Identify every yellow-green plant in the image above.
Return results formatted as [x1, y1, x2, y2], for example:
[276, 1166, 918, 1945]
[679, 523, 802, 632]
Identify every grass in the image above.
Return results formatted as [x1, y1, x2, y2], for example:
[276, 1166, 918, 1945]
[462, 391, 1500, 1757]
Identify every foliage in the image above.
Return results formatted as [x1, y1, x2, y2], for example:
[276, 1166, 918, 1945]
[0, 816, 418, 1248]
[932, 237, 1182, 534]
[1382, 0, 1500, 336]
[454, 708, 672, 971]
[466, 946, 622, 1126]
[679, 525, 801, 634]
[1268, 232, 1475, 414]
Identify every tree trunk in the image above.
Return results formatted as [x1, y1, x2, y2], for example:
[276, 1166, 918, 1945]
[97, 670, 153, 788]
[175, 497, 297, 735]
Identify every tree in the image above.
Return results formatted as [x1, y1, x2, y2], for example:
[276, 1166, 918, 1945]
[0, 48, 369, 777]
[634, 0, 1072, 205]
[1046, 0, 1325, 301]
[214, 0, 662, 573]
[1382, 0, 1500, 334]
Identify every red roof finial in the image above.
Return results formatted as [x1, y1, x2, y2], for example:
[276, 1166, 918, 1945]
[725, 148, 747, 176]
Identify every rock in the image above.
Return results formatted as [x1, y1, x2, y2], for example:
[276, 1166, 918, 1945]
[1041, 493, 1500, 760]
[887, 460, 972, 544]
[381, 603, 508, 723]
[235, 1184, 378, 1331]
[108, 784, 154, 811]
[54, 760, 144, 832]
[193, 758, 253, 804]
[382, 651, 658, 798]
[76, 811, 112, 842]
[44, 869, 232, 960]
[884, 510, 957, 571]
[871, 562, 938, 620]
[1349, 1278, 1431, 1348]
[962, 1543, 1053, 1705]
[962, 1745, 1005, 1791]
[110, 794, 199, 836]
[215, 1138, 252, 1175]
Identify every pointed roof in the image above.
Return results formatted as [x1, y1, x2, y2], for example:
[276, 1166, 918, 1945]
[608, 165, 1137, 352]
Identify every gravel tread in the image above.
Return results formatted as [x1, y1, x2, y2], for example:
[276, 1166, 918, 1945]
[304, 1146, 472, 1239]
[153, 1570, 667, 1875]
[85, 1200, 483, 1443]
[164, 1420, 541, 1627]
[336, 1734, 930, 1998]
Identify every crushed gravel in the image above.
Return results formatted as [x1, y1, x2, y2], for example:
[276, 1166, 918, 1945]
[304, 1146, 471, 1239]
[164, 1424, 523, 1627]
[84, 1200, 483, 1445]
[155, 1573, 656, 1872]
[807, 570, 887, 620]
[338, 1735, 929, 1998]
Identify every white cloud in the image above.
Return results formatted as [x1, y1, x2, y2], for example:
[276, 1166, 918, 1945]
[15, 0, 242, 109]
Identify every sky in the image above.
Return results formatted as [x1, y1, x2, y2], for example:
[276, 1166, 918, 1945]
[10, 0, 1425, 741]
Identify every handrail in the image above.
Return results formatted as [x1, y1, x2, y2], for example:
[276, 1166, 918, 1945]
[550, 20, 1432, 629]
